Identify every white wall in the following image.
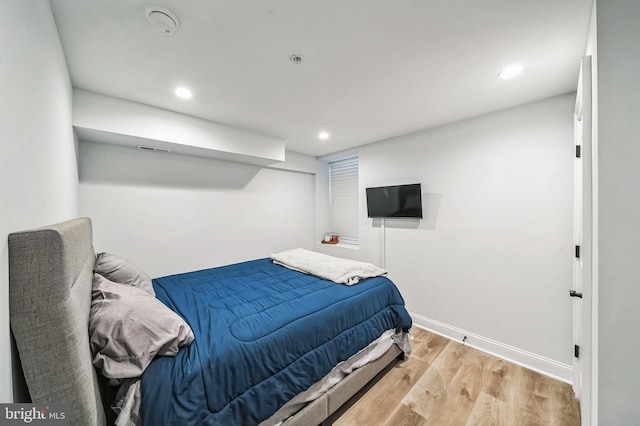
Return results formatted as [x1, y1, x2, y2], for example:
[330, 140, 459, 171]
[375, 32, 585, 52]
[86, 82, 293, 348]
[73, 89, 285, 166]
[78, 142, 316, 277]
[320, 94, 575, 380]
[0, 0, 77, 402]
[595, 0, 640, 423]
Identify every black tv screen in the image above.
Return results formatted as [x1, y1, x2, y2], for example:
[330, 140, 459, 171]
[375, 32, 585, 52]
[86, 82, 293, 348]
[366, 183, 423, 218]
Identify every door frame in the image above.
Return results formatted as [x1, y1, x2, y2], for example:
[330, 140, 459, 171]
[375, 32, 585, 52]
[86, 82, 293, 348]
[573, 55, 593, 424]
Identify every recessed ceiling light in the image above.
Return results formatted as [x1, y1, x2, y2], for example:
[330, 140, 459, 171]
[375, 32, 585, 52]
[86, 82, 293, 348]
[175, 87, 192, 99]
[318, 131, 330, 140]
[498, 64, 523, 79]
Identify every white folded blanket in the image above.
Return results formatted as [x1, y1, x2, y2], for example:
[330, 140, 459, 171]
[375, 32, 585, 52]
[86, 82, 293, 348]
[270, 248, 387, 285]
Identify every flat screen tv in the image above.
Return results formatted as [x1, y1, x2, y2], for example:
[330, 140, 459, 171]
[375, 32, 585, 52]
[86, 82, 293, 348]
[366, 183, 423, 218]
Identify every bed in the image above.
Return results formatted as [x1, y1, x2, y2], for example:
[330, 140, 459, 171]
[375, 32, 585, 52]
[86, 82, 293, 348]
[8, 218, 412, 425]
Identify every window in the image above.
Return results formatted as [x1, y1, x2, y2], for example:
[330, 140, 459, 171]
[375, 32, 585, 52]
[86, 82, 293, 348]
[329, 156, 359, 245]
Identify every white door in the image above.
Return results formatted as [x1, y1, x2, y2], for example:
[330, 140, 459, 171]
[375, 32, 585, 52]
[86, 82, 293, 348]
[573, 55, 592, 422]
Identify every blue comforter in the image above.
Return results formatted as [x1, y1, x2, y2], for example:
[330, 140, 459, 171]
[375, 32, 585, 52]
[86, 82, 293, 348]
[141, 258, 411, 425]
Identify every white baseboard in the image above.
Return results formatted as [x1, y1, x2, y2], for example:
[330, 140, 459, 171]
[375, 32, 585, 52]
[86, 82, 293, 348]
[409, 312, 573, 384]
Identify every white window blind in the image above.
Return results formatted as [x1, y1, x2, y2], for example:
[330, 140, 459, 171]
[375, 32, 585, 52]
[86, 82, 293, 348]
[329, 156, 359, 245]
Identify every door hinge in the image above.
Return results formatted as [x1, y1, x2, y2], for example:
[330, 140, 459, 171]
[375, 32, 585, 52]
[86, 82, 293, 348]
[576, 145, 582, 158]
[575, 245, 581, 259]
[569, 290, 583, 298]
[574, 345, 580, 359]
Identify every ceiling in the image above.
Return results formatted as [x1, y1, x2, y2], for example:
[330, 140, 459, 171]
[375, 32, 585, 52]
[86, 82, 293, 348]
[50, 0, 593, 157]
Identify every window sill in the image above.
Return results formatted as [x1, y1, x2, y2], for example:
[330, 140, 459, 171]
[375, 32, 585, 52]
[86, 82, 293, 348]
[315, 242, 359, 251]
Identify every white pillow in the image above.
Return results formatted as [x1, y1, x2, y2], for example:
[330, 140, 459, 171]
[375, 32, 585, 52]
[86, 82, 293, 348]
[89, 274, 194, 379]
[94, 252, 155, 296]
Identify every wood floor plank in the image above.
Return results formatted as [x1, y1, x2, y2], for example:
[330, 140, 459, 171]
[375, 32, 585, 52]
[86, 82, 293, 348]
[333, 354, 430, 426]
[506, 364, 555, 426]
[401, 352, 448, 423]
[332, 328, 581, 426]
[427, 340, 470, 385]
[501, 360, 525, 424]
[401, 339, 475, 422]
[382, 403, 430, 426]
[465, 391, 507, 426]
[548, 378, 581, 426]
[480, 355, 511, 402]
[429, 345, 488, 425]
[407, 328, 449, 365]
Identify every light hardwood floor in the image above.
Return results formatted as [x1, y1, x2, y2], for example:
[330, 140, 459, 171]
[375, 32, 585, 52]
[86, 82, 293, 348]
[332, 327, 580, 426]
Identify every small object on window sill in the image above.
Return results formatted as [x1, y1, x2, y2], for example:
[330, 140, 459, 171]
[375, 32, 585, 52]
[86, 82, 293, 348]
[321, 240, 339, 245]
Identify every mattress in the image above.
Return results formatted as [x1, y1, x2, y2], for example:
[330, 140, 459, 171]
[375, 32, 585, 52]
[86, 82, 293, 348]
[140, 258, 412, 425]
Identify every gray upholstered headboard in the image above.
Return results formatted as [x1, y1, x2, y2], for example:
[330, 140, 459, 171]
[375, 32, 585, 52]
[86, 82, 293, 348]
[9, 217, 106, 426]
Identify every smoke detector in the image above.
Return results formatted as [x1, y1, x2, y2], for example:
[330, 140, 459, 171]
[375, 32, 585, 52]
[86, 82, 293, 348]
[146, 7, 180, 35]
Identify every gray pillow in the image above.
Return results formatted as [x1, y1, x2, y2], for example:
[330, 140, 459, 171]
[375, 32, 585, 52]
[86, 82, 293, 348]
[94, 252, 155, 296]
[89, 274, 195, 379]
